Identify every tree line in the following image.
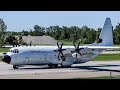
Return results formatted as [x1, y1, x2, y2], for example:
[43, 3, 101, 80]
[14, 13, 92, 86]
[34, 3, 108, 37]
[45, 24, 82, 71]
[0, 18, 120, 46]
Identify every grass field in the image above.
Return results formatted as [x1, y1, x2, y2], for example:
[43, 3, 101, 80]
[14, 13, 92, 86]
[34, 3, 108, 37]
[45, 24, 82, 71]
[73, 76, 111, 79]
[93, 54, 120, 61]
[0, 48, 10, 52]
[74, 75, 120, 79]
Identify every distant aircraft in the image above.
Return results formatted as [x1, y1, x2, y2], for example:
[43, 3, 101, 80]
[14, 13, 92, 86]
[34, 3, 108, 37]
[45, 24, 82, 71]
[2, 18, 120, 69]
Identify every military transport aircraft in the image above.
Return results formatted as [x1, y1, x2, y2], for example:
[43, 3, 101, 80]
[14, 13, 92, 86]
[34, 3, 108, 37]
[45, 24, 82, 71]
[2, 18, 120, 69]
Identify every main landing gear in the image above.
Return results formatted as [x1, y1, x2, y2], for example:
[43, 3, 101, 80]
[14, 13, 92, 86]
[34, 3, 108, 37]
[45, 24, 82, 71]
[48, 64, 71, 68]
[60, 64, 71, 68]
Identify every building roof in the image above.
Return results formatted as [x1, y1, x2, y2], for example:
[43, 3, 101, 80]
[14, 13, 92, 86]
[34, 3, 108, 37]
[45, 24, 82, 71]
[22, 35, 57, 45]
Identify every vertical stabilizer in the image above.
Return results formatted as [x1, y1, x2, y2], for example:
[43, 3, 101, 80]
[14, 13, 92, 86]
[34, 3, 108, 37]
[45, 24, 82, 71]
[97, 18, 113, 46]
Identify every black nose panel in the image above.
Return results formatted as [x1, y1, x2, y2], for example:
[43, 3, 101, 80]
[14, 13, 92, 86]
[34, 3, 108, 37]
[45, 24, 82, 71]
[2, 55, 11, 64]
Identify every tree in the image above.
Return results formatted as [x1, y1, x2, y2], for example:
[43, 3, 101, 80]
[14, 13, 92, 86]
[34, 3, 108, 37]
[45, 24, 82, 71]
[0, 18, 7, 45]
[33, 25, 45, 36]
[22, 30, 29, 36]
[114, 23, 120, 45]
[5, 34, 19, 47]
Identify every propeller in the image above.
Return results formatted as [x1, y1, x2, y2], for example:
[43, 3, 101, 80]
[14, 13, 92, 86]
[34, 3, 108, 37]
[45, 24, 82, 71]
[30, 41, 32, 46]
[54, 42, 66, 60]
[72, 42, 84, 59]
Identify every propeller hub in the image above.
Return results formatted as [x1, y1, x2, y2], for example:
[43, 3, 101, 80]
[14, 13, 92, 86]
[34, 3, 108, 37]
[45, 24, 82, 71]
[54, 42, 66, 60]
[72, 42, 84, 58]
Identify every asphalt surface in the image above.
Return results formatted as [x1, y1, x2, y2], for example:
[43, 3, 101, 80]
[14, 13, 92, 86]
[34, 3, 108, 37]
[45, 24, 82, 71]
[0, 61, 120, 79]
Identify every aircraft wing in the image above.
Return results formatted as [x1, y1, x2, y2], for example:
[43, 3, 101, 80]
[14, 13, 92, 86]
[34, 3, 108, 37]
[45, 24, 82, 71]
[82, 46, 120, 50]
[62, 46, 120, 55]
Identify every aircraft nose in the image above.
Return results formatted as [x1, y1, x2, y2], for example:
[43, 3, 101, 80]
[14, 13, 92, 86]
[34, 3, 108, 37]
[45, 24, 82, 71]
[2, 55, 11, 64]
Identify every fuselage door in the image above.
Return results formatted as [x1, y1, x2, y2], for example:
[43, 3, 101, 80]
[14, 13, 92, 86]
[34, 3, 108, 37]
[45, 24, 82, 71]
[25, 57, 29, 64]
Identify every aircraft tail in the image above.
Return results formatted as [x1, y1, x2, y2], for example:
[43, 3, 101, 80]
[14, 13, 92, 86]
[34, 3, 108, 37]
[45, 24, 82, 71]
[96, 17, 113, 46]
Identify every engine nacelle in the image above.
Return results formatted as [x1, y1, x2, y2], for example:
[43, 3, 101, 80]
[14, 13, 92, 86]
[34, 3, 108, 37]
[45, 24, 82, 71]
[61, 56, 75, 66]
[61, 61, 73, 66]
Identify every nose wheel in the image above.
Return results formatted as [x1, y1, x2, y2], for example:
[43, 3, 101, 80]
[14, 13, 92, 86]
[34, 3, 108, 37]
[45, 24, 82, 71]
[13, 65, 19, 69]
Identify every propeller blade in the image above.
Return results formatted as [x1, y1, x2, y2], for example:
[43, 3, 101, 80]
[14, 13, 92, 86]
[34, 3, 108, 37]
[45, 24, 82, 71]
[73, 42, 76, 48]
[57, 42, 60, 48]
[55, 42, 66, 60]
[76, 53, 77, 59]
[60, 51, 64, 56]
[78, 51, 82, 57]
[58, 52, 60, 60]
[62, 49, 66, 51]
[60, 43, 64, 49]
[30, 41, 32, 46]
[77, 42, 80, 49]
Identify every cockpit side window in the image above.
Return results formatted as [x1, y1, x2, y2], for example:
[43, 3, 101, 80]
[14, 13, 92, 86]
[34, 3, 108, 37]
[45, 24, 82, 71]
[16, 50, 18, 53]
[10, 49, 19, 53]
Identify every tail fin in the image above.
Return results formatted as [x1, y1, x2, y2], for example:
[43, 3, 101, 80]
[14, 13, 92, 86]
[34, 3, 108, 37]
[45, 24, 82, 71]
[97, 18, 113, 46]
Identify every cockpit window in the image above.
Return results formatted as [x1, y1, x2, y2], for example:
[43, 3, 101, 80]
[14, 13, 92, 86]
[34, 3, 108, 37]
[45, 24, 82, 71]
[10, 49, 19, 53]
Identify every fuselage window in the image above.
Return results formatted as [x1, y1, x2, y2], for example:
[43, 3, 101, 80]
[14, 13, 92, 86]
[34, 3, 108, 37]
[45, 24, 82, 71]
[15, 49, 19, 53]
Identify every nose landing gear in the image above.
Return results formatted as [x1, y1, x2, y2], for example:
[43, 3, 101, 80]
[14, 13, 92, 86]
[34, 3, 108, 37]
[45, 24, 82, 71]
[13, 65, 19, 69]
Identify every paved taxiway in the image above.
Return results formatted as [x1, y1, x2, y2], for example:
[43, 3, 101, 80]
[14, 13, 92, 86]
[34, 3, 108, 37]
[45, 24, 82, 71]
[0, 61, 120, 79]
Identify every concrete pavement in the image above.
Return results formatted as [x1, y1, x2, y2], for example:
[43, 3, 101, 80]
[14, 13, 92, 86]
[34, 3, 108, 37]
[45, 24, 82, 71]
[0, 61, 120, 79]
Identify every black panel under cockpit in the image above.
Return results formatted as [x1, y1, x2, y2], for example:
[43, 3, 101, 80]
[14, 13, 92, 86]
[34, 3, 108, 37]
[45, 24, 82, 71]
[2, 55, 11, 64]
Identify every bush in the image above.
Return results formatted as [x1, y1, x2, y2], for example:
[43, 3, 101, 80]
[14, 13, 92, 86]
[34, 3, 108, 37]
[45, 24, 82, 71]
[0, 44, 4, 48]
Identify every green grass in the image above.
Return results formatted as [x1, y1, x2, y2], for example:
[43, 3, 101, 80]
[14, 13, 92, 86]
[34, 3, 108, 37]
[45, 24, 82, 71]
[0, 48, 10, 52]
[93, 54, 120, 61]
[74, 75, 120, 79]
[87, 76, 111, 79]
[73, 76, 112, 79]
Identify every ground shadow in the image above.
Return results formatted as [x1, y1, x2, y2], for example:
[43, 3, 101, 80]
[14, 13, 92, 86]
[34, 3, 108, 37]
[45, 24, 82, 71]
[10, 64, 120, 73]
[72, 64, 120, 72]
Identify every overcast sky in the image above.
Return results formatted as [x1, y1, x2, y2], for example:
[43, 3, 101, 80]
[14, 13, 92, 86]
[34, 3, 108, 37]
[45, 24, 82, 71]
[0, 11, 120, 31]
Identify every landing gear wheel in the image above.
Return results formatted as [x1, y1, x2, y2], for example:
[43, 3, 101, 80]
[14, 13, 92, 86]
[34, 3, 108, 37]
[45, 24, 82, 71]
[54, 64, 58, 68]
[48, 64, 53, 68]
[61, 64, 71, 68]
[13, 65, 19, 69]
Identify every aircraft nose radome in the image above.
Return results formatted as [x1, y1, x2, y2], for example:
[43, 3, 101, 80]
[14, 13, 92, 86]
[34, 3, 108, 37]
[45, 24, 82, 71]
[2, 55, 11, 64]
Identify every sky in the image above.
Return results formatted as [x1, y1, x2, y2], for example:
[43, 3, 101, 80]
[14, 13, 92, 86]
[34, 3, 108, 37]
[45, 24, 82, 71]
[0, 11, 120, 31]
